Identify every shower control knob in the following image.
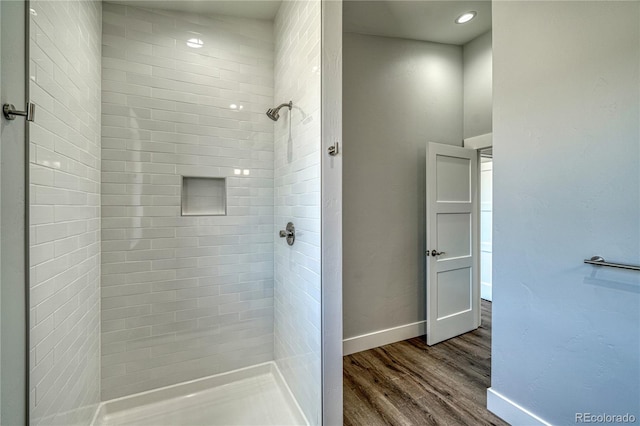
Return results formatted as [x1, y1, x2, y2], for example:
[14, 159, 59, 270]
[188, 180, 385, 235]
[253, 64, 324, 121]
[279, 222, 295, 246]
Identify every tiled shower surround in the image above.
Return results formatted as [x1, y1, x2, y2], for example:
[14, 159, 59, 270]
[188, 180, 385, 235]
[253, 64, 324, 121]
[273, 1, 322, 424]
[29, 0, 102, 424]
[28, 0, 321, 421]
[100, 4, 277, 400]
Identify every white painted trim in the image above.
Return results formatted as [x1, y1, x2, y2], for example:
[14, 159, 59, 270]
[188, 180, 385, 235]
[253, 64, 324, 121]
[487, 388, 552, 426]
[321, 0, 344, 425]
[464, 132, 493, 150]
[343, 321, 426, 356]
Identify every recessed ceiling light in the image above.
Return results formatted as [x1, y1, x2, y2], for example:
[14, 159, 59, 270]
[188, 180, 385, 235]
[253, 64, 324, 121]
[186, 38, 204, 48]
[455, 11, 477, 24]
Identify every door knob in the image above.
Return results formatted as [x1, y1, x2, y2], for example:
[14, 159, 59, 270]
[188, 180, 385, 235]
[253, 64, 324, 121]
[3, 103, 35, 122]
[431, 250, 445, 256]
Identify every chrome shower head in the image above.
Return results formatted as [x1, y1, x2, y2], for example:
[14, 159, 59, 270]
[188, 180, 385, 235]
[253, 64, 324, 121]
[266, 108, 279, 121]
[266, 101, 293, 121]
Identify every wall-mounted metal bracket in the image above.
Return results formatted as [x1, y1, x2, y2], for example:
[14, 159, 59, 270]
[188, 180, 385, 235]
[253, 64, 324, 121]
[3, 102, 35, 122]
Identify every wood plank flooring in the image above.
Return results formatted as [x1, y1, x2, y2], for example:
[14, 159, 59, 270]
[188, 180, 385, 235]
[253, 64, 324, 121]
[343, 300, 507, 426]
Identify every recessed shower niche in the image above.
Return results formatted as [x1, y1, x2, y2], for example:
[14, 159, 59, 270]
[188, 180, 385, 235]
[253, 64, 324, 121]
[181, 176, 227, 216]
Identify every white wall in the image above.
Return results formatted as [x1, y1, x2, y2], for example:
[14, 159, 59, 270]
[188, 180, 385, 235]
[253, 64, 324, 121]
[28, 0, 102, 424]
[463, 31, 492, 139]
[490, 2, 639, 424]
[273, 0, 322, 424]
[0, 2, 5, 412]
[100, 4, 275, 400]
[1, 2, 29, 423]
[342, 32, 463, 346]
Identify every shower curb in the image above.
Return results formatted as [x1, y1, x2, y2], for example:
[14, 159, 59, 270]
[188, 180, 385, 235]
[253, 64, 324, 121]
[89, 362, 308, 425]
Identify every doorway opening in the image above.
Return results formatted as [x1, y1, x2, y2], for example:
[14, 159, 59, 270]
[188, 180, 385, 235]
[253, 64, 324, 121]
[341, 0, 496, 422]
[480, 148, 493, 302]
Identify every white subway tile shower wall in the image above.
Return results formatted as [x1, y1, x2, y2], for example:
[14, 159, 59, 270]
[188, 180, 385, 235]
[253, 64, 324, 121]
[100, 4, 275, 400]
[273, 1, 322, 424]
[29, 0, 102, 424]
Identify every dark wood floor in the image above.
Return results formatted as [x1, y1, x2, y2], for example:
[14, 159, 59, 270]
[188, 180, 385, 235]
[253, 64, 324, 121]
[343, 300, 507, 426]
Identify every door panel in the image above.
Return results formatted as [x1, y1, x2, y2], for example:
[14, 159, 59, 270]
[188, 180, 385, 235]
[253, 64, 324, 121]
[426, 142, 479, 345]
[436, 155, 471, 202]
[436, 213, 471, 259]
[436, 267, 472, 318]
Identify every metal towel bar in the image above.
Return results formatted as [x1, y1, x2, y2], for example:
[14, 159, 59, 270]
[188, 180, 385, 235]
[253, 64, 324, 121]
[584, 256, 640, 271]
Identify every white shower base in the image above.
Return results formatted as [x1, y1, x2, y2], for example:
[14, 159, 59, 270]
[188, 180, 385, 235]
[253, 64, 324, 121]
[92, 362, 307, 426]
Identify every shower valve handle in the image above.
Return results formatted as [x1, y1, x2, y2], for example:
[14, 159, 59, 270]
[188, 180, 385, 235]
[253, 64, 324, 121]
[279, 222, 295, 246]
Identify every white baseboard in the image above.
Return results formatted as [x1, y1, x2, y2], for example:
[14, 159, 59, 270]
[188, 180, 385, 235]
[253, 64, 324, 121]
[343, 321, 426, 356]
[487, 388, 551, 426]
[481, 281, 492, 301]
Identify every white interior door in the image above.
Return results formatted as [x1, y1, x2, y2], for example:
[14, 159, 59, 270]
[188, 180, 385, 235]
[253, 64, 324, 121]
[426, 142, 479, 345]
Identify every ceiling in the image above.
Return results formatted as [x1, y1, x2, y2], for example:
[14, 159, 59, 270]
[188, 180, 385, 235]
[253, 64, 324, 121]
[107, 0, 491, 44]
[344, 0, 492, 45]
[108, 0, 282, 20]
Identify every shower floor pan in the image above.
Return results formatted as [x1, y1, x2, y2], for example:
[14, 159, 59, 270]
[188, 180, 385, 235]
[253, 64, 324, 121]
[92, 362, 307, 426]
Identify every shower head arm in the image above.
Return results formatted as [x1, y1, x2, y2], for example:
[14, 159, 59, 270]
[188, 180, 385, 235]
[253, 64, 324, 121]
[275, 101, 292, 111]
